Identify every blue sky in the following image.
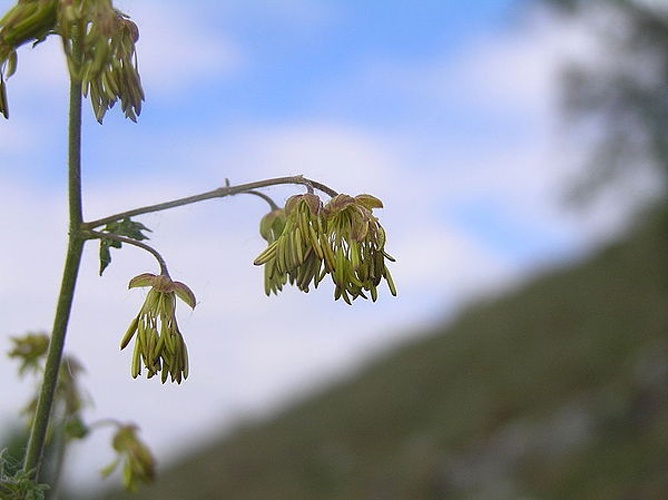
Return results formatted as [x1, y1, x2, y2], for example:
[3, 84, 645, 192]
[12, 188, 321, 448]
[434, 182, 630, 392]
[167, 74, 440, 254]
[0, 0, 647, 493]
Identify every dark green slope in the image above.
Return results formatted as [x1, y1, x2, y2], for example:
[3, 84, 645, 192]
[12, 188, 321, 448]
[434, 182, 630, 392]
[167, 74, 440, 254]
[95, 210, 668, 500]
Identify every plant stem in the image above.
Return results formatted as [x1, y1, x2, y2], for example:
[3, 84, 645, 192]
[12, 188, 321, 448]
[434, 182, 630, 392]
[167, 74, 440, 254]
[85, 229, 169, 275]
[82, 175, 339, 229]
[22, 38, 85, 481]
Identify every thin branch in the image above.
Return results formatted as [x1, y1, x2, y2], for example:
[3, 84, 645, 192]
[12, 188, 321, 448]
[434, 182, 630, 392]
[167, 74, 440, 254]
[303, 178, 338, 198]
[86, 230, 169, 276]
[82, 175, 339, 229]
[245, 190, 280, 211]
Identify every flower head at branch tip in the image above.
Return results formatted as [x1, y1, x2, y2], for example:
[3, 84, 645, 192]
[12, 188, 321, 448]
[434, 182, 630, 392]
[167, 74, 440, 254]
[322, 194, 397, 304]
[69, 4, 144, 123]
[253, 192, 396, 303]
[254, 193, 326, 295]
[120, 273, 196, 384]
[8, 332, 50, 376]
[101, 424, 156, 492]
[0, 0, 143, 121]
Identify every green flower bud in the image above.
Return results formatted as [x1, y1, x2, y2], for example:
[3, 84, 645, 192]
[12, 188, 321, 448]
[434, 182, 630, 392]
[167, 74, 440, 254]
[259, 208, 287, 243]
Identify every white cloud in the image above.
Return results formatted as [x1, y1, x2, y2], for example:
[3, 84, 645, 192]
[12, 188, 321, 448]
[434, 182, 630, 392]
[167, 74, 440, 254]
[435, 13, 591, 115]
[114, 1, 245, 98]
[348, 6, 599, 126]
[192, 121, 401, 192]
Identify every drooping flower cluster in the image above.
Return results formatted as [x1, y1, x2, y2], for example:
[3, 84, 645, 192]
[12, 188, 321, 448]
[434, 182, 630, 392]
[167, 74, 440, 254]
[8, 332, 50, 375]
[60, 0, 144, 122]
[254, 193, 324, 295]
[9, 333, 89, 440]
[101, 424, 156, 492]
[322, 194, 397, 303]
[120, 273, 196, 384]
[0, 0, 143, 121]
[254, 193, 396, 303]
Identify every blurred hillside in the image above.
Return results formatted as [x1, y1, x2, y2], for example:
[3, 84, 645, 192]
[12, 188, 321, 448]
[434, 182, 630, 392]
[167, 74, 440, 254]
[91, 207, 668, 500]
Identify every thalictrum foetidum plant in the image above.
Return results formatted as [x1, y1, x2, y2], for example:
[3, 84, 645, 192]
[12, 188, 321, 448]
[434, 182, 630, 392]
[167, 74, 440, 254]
[1, 0, 396, 496]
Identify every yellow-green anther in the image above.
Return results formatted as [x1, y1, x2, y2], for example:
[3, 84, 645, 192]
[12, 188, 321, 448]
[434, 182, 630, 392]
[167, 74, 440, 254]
[0, 73, 8, 119]
[5, 50, 17, 78]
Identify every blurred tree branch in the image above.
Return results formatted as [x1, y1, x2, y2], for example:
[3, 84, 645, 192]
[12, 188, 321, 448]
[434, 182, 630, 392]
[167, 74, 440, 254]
[544, 0, 668, 205]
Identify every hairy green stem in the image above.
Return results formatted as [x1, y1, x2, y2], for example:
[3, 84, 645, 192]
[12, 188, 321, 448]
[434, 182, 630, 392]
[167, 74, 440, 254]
[22, 39, 85, 481]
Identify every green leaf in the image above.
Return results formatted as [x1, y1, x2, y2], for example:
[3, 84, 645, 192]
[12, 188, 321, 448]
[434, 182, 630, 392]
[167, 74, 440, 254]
[98, 218, 152, 275]
[105, 218, 152, 241]
[99, 238, 116, 276]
